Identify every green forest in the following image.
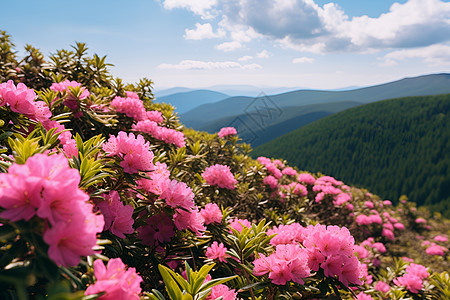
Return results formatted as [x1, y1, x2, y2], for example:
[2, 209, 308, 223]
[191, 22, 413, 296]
[253, 94, 450, 217]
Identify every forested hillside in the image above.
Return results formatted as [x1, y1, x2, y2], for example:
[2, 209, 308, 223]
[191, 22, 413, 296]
[253, 94, 450, 217]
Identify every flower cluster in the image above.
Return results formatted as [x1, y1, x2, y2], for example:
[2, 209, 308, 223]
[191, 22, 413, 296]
[95, 191, 134, 238]
[202, 164, 237, 190]
[206, 241, 229, 263]
[206, 284, 237, 300]
[132, 120, 186, 148]
[394, 263, 429, 293]
[111, 91, 162, 122]
[0, 154, 103, 266]
[102, 131, 154, 173]
[0, 80, 51, 122]
[50, 79, 90, 112]
[253, 244, 310, 285]
[217, 126, 237, 138]
[85, 258, 143, 299]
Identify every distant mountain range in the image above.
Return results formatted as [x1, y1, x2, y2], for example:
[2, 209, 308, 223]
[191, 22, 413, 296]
[251, 93, 450, 217]
[179, 73, 450, 146]
[155, 90, 230, 114]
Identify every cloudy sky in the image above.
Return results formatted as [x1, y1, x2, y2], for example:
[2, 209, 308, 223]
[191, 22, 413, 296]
[1, 0, 449, 90]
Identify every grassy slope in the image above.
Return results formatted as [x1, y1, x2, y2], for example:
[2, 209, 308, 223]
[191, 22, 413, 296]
[252, 94, 450, 217]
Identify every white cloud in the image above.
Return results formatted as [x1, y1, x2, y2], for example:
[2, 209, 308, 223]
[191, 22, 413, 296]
[380, 44, 450, 66]
[293, 57, 314, 64]
[161, 0, 217, 18]
[160, 0, 450, 54]
[215, 41, 242, 51]
[157, 59, 262, 70]
[238, 55, 253, 61]
[184, 23, 225, 40]
[256, 50, 270, 58]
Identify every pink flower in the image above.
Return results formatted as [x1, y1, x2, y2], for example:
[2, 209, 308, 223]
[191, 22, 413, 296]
[394, 222, 405, 230]
[132, 120, 186, 148]
[173, 208, 205, 235]
[356, 292, 374, 300]
[375, 281, 390, 293]
[406, 263, 429, 279]
[383, 200, 392, 205]
[364, 201, 374, 208]
[282, 167, 297, 176]
[159, 179, 195, 210]
[434, 235, 448, 242]
[206, 241, 228, 262]
[372, 242, 386, 253]
[43, 212, 104, 267]
[426, 245, 448, 256]
[0, 80, 36, 115]
[137, 162, 170, 195]
[85, 258, 142, 300]
[263, 175, 278, 189]
[103, 131, 154, 174]
[394, 273, 422, 293]
[253, 254, 275, 276]
[217, 127, 237, 138]
[382, 228, 395, 241]
[415, 218, 427, 224]
[200, 203, 223, 224]
[207, 284, 237, 300]
[111, 95, 147, 120]
[96, 191, 134, 238]
[298, 173, 316, 185]
[202, 164, 237, 190]
[229, 218, 251, 233]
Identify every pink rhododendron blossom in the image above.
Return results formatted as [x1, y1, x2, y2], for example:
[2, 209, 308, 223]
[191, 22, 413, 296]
[202, 164, 237, 189]
[286, 182, 307, 196]
[434, 235, 448, 242]
[137, 162, 170, 195]
[333, 193, 351, 205]
[267, 223, 306, 246]
[368, 214, 382, 224]
[383, 222, 394, 231]
[103, 131, 154, 173]
[354, 245, 369, 259]
[375, 281, 390, 293]
[111, 95, 147, 120]
[255, 244, 310, 285]
[394, 222, 405, 230]
[137, 213, 175, 246]
[207, 284, 237, 300]
[132, 120, 186, 148]
[200, 203, 223, 224]
[85, 258, 142, 300]
[63, 139, 78, 158]
[217, 126, 237, 138]
[383, 200, 392, 205]
[346, 204, 354, 211]
[372, 242, 387, 253]
[0, 80, 36, 115]
[382, 228, 395, 241]
[394, 273, 423, 293]
[415, 217, 427, 224]
[206, 241, 228, 262]
[364, 201, 374, 208]
[356, 292, 374, 300]
[145, 110, 164, 123]
[229, 218, 251, 233]
[356, 214, 371, 225]
[96, 191, 134, 238]
[282, 167, 297, 176]
[173, 208, 205, 235]
[263, 175, 278, 189]
[298, 173, 316, 185]
[159, 179, 195, 209]
[406, 263, 429, 279]
[426, 244, 448, 256]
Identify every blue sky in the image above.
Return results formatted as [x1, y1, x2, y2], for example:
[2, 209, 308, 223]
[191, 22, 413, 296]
[1, 0, 449, 91]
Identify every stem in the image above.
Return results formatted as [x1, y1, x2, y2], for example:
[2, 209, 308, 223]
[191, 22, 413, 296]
[243, 268, 257, 300]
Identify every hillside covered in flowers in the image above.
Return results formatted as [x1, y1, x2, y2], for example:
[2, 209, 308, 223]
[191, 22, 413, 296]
[0, 30, 449, 300]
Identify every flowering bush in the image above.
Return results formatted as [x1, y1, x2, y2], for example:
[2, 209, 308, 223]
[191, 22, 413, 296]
[0, 31, 449, 300]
